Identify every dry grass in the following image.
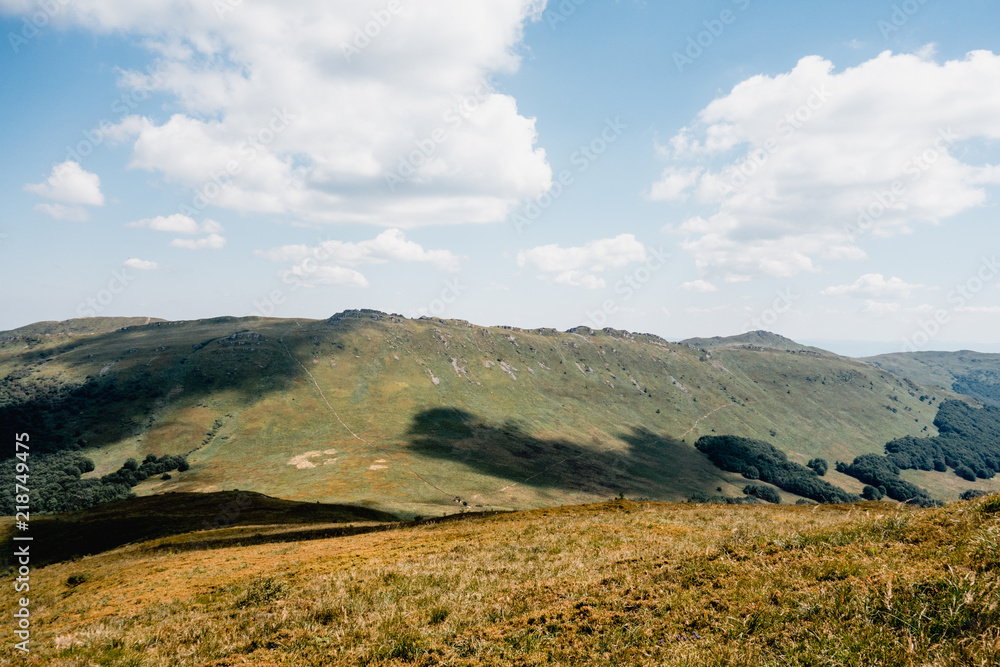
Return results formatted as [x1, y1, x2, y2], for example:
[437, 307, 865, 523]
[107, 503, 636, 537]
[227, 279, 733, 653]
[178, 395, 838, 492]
[3, 495, 1000, 666]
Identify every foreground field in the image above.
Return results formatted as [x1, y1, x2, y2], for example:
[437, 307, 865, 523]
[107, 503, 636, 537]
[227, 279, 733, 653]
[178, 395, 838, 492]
[4, 495, 999, 666]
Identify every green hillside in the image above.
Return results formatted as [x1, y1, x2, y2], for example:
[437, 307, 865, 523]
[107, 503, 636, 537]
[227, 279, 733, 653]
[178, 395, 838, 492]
[865, 351, 1000, 406]
[2, 312, 996, 515]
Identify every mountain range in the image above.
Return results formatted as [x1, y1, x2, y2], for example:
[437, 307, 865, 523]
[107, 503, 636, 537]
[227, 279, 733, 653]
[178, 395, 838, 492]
[3, 311, 1000, 516]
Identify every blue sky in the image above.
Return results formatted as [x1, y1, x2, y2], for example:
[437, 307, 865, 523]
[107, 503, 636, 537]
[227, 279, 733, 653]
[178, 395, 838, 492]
[2, 0, 1000, 355]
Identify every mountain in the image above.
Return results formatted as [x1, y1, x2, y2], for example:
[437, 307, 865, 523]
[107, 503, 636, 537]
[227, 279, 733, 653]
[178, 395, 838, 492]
[2, 312, 997, 516]
[681, 330, 831, 355]
[865, 351, 1000, 406]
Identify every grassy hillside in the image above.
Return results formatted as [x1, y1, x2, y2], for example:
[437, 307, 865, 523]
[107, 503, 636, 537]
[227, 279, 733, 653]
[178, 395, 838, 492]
[3, 495, 999, 666]
[0, 313, 978, 513]
[0, 491, 399, 568]
[866, 350, 1000, 406]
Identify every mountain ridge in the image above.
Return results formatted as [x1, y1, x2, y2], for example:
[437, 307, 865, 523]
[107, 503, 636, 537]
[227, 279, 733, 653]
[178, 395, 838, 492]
[2, 312, 998, 514]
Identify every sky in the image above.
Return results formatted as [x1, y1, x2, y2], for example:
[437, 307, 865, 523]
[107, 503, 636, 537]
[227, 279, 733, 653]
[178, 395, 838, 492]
[1, 0, 1000, 356]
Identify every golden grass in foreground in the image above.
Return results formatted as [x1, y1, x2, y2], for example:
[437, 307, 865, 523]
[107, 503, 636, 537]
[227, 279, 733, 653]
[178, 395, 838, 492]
[4, 496, 1000, 666]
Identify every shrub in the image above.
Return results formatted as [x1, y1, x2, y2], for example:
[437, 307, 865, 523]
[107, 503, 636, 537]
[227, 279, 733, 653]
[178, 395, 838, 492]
[960, 489, 987, 502]
[862, 485, 884, 501]
[807, 458, 828, 476]
[696, 435, 857, 504]
[839, 454, 934, 505]
[744, 484, 781, 504]
[955, 466, 977, 482]
[66, 573, 90, 586]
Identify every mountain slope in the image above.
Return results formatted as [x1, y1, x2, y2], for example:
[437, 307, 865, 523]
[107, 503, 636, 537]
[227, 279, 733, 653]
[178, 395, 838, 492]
[4, 496, 999, 666]
[865, 350, 1000, 406]
[0, 313, 988, 514]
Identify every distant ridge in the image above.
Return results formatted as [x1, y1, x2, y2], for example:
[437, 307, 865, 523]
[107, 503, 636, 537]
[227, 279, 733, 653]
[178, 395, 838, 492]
[0, 316, 168, 337]
[680, 330, 832, 355]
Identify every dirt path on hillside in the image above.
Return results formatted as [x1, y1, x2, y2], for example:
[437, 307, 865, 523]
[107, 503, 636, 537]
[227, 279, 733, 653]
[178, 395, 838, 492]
[680, 404, 731, 439]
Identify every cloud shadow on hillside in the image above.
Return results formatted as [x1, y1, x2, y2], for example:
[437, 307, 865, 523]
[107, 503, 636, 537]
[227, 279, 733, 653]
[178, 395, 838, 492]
[405, 407, 715, 499]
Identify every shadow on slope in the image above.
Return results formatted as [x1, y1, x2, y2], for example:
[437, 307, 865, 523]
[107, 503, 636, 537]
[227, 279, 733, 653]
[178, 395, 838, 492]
[405, 407, 722, 500]
[0, 490, 399, 569]
[0, 317, 349, 458]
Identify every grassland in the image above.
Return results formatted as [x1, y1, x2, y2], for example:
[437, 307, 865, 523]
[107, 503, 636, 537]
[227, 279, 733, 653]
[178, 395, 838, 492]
[3, 313, 982, 514]
[866, 350, 1000, 406]
[3, 494, 999, 666]
[0, 491, 399, 569]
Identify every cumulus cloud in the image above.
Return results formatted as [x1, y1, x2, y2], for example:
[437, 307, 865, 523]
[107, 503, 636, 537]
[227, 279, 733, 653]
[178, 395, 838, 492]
[680, 279, 718, 293]
[259, 229, 461, 288]
[822, 274, 926, 299]
[33, 203, 91, 222]
[648, 167, 703, 202]
[126, 214, 222, 235]
[655, 50, 1000, 278]
[170, 233, 226, 250]
[516, 234, 647, 289]
[124, 258, 160, 270]
[25, 161, 104, 220]
[4, 0, 552, 227]
[127, 214, 225, 249]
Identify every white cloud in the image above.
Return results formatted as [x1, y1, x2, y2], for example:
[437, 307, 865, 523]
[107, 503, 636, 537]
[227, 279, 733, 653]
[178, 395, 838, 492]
[124, 258, 160, 270]
[680, 279, 718, 293]
[648, 167, 702, 201]
[25, 161, 105, 220]
[822, 274, 926, 299]
[127, 214, 222, 235]
[8, 1, 552, 227]
[280, 264, 369, 289]
[170, 233, 226, 250]
[516, 234, 647, 289]
[33, 203, 90, 222]
[259, 229, 461, 288]
[25, 161, 105, 206]
[655, 50, 1000, 278]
